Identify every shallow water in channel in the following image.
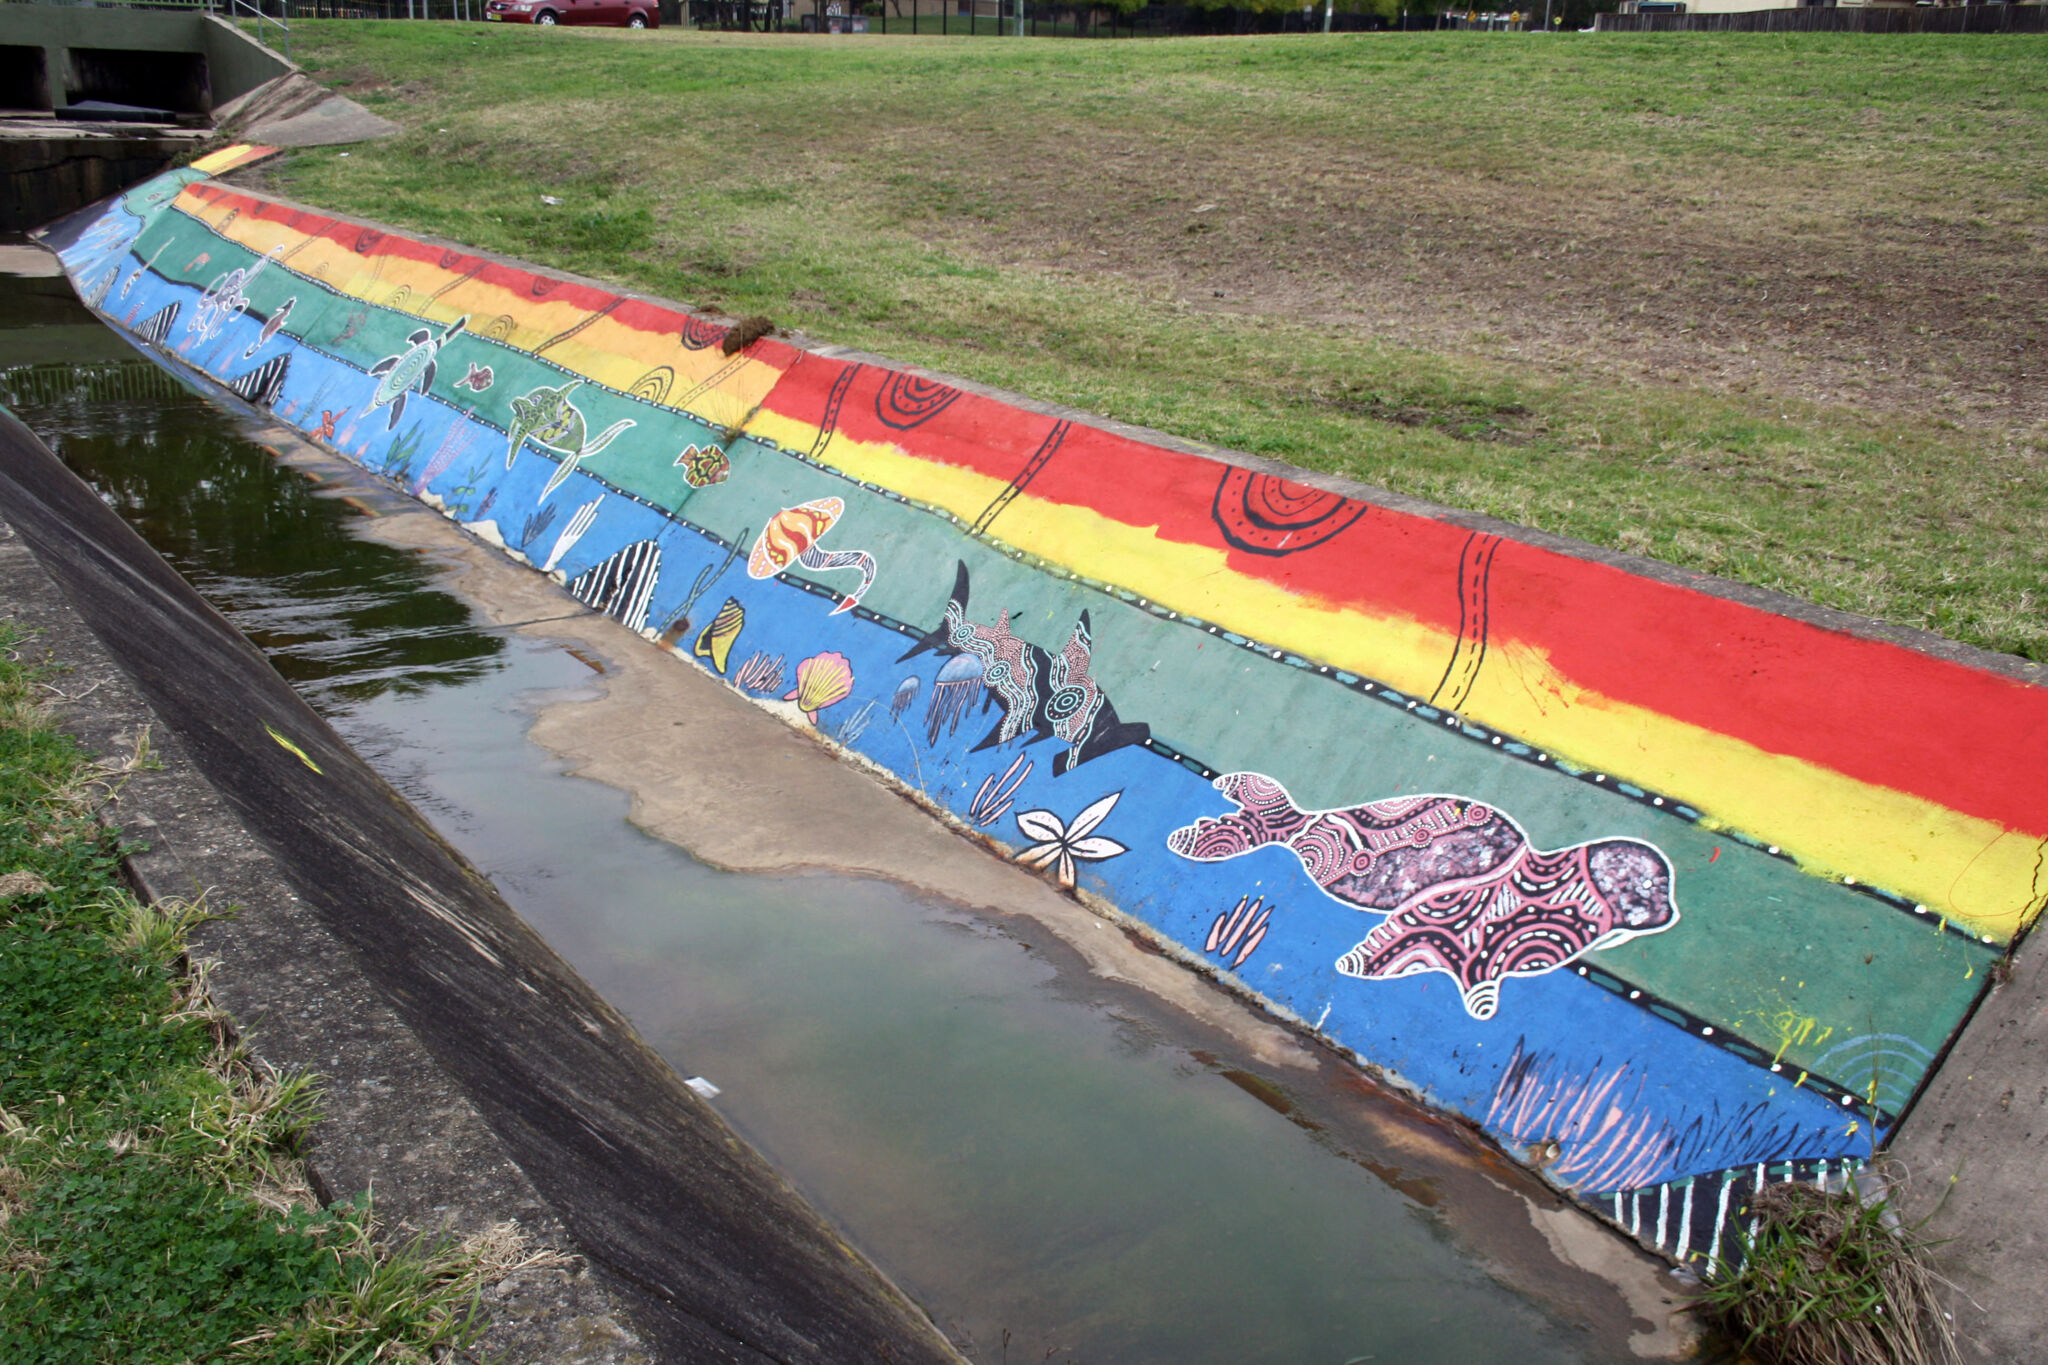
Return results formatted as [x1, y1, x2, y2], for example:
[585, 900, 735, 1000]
[2, 259, 1648, 1365]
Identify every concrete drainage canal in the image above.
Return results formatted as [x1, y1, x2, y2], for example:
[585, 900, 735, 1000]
[0, 250, 1694, 1359]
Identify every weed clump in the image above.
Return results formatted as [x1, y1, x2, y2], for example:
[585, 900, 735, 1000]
[1696, 1179, 1960, 1365]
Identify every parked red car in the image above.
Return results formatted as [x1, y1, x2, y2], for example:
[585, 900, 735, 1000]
[484, 0, 658, 26]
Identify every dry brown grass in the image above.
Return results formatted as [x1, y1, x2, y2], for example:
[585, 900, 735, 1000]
[1700, 1180, 1961, 1365]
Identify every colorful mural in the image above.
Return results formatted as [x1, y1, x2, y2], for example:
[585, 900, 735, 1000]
[45, 150, 2048, 1271]
[1168, 774, 1679, 1021]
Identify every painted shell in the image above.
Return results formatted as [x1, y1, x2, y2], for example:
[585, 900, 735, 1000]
[783, 650, 854, 722]
[693, 596, 745, 674]
[677, 443, 731, 489]
[749, 497, 843, 579]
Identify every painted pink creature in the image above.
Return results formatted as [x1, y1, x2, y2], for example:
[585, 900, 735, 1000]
[1167, 773, 1678, 1021]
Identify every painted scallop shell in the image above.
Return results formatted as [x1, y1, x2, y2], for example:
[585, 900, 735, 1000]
[783, 651, 854, 723]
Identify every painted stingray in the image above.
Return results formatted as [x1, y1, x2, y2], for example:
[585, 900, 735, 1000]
[898, 561, 1149, 777]
[1168, 773, 1678, 1020]
[369, 314, 468, 431]
[504, 380, 636, 501]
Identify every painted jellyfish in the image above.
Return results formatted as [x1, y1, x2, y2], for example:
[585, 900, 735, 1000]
[784, 651, 855, 724]
[925, 653, 985, 745]
[747, 497, 877, 615]
[890, 675, 920, 720]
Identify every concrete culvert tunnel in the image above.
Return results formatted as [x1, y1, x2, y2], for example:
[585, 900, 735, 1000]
[62, 47, 210, 120]
[0, 44, 49, 113]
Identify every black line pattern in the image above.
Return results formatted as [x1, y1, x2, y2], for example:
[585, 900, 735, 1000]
[807, 361, 862, 463]
[972, 420, 1070, 537]
[1430, 531, 1501, 710]
[874, 370, 961, 430]
[1210, 466, 1372, 557]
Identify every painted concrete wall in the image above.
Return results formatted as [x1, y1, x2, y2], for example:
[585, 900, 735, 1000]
[44, 150, 2048, 1271]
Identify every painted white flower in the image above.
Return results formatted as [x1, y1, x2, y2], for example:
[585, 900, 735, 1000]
[1015, 791, 1128, 889]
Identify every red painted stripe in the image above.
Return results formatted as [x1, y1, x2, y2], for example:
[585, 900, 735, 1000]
[188, 184, 2048, 835]
[1030, 418, 2048, 839]
[795, 365, 2048, 838]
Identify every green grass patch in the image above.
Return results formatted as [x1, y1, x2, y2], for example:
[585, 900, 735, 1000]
[277, 26, 2047, 659]
[0, 625, 529, 1363]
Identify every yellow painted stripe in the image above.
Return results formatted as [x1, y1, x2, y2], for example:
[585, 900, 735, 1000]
[189, 144, 271, 176]
[752, 409, 2047, 939]
[178, 191, 2048, 938]
[180, 195, 783, 424]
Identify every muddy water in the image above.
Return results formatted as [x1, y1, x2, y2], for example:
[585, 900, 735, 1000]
[1, 257, 1681, 1365]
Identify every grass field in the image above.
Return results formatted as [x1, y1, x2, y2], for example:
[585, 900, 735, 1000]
[0, 628, 517, 1363]
[276, 26, 2047, 658]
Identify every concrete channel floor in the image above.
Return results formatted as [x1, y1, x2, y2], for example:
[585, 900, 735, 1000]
[0, 401, 968, 1363]
[0, 489, 654, 1365]
[243, 415, 1706, 1359]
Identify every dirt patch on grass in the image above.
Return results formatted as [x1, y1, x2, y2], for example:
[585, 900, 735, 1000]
[897, 127, 2045, 432]
[269, 26, 2048, 659]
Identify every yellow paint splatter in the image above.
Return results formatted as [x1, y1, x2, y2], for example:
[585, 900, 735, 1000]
[1751, 1003, 1834, 1064]
[265, 723, 323, 774]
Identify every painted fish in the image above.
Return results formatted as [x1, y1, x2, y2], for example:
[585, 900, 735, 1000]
[898, 561, 1149, 777]
[747, 497, 877, 615]
[241, 295, 295, 359]
[503, 380, 636, 501]
[454, 362, 494, 393]
[368, 314, 468, 431]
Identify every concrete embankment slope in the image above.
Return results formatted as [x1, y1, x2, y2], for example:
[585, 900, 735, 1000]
[0, 411, 964, 1362]
[41, 150, 2048, 1280]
